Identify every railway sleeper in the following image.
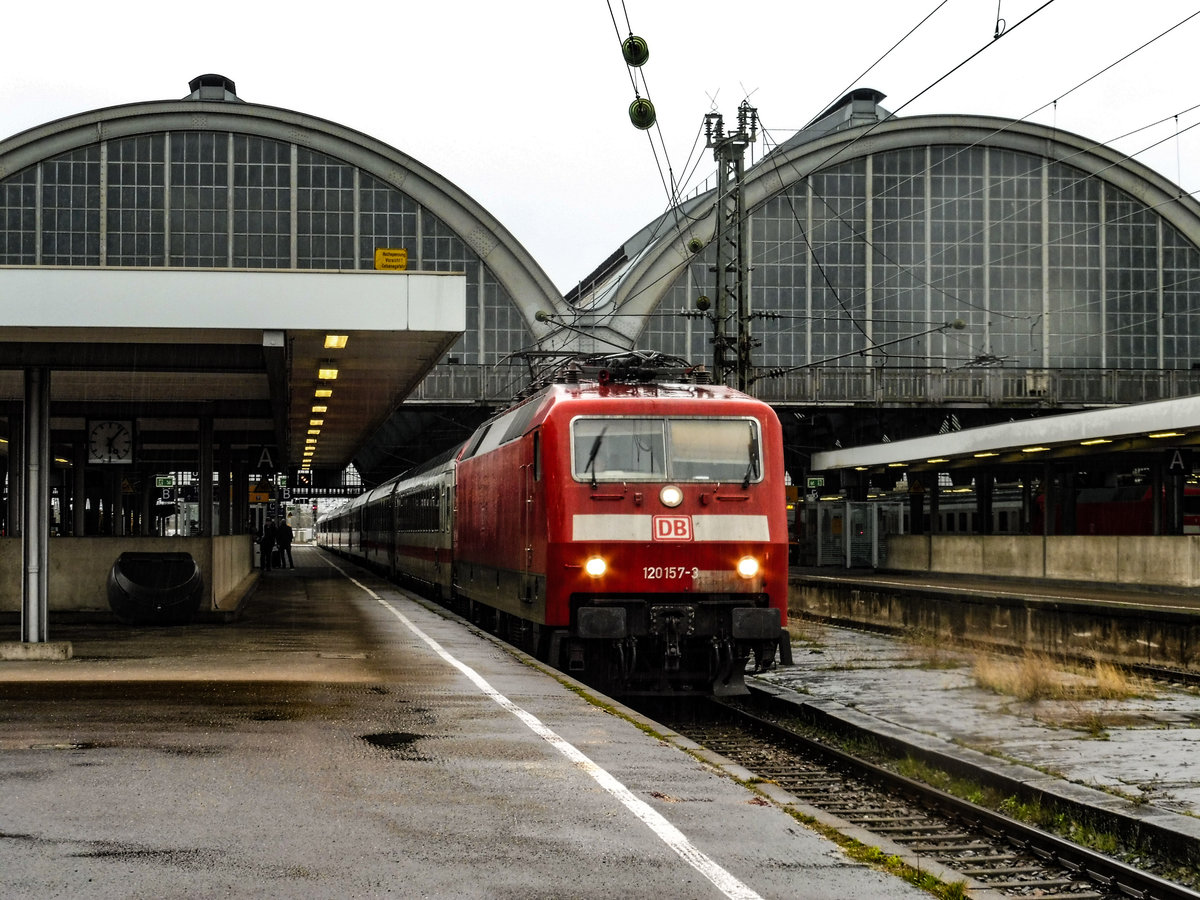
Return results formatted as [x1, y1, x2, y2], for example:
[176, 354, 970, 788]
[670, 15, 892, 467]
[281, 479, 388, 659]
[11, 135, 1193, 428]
[957, 865, 1054, 876]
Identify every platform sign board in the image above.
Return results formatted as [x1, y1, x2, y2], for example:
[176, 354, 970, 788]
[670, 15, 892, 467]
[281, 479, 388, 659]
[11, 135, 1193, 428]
[373, 247, 408, 270]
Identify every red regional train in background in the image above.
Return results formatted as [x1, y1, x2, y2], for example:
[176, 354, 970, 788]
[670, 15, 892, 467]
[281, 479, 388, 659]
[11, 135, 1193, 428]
[1035, 484, 1200, 535]
[317, 353, 792, 696]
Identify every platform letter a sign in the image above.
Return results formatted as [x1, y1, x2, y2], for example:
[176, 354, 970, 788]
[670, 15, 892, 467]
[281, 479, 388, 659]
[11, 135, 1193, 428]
[254, 446, 276, 472]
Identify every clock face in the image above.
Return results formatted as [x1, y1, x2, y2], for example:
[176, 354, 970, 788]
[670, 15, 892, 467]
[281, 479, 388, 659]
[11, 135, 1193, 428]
[88, 420, 134, 464]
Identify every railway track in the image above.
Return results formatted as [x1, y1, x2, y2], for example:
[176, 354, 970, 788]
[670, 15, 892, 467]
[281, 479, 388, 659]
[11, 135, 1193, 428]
[651, 691, 1199, 900]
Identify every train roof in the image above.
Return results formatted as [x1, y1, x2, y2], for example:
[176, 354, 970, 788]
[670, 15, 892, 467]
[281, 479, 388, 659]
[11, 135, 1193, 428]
[544, 379, 754, 402]
[516, 351, 761, 406]
[455, 366, 768, 467]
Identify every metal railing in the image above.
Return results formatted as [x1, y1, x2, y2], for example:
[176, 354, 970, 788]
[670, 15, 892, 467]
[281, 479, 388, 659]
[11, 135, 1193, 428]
[405, 364, 1200, 408]
[750, 367, 1200, 407]
[406, 365, 531, 405]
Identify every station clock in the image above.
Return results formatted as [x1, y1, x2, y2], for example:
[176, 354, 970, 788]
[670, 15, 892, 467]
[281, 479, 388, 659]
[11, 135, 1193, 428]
[87, 419, 135, 464]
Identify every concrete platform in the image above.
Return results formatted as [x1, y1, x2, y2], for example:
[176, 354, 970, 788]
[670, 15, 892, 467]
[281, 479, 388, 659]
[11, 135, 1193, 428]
[791, 567, 1200, 673]
[0, 640, 72, 660]
[0, 545, 925, 899]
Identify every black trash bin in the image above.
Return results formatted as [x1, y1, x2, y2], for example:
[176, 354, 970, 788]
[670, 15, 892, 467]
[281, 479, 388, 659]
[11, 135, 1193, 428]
[107, 552, 204, 625]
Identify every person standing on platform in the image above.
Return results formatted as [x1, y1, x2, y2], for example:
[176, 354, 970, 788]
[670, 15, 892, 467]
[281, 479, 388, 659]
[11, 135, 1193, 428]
[259, 518, 277, 572]
[277, 517, 294, 569]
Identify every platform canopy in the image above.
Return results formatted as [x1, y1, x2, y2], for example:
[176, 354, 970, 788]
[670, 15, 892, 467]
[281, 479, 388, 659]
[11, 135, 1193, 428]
[0, 267, 465, 473]
[812, 395, 1200, 477]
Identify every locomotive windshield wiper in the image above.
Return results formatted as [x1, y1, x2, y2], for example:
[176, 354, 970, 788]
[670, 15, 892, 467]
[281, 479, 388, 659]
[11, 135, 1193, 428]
[584, 427, 607, 488]
[742, 423, 760, 489]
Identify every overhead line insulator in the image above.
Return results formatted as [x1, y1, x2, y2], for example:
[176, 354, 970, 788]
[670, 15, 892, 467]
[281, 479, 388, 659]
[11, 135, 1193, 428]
[621, 35, 650, 67]
[629, 97, 656, 130]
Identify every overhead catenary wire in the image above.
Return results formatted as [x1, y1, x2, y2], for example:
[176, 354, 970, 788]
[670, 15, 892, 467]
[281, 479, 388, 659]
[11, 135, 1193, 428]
[604, 1, 690, 221]
[780, 0, 1062, 192]
[534, 0, 711, 345]
[592, 0, 985, 342]
[585, 0, 1061, 356]
[818, 9, 1200, 221]
[861, 108, 1200, 305]
[583, 2, 1200, 379]
[814, 0, 954, 134]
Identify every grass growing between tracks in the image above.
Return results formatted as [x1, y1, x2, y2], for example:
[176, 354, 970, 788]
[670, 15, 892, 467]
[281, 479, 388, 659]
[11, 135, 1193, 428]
[972, 652, 1149, 703]
[892, 756, 1120, 853]
[890, 754, 1200, 890]
[971, 653, 1161, 735]
[904, 629, 971, 671]
[789, 813, 969, 900]
[785, 621, 827, 650]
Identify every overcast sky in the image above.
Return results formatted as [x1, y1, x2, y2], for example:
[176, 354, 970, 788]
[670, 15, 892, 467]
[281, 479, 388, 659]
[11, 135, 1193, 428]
[2, 1, 1197, 291]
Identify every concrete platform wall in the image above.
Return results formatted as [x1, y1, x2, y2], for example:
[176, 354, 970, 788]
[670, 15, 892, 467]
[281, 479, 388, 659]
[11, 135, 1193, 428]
[0, 536, 254, 613]
[889, 534, 1200, 589]
[790, 577, 1200, 671]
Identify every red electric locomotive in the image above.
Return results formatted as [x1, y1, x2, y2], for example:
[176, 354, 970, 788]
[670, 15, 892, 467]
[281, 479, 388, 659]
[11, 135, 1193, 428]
[319, 354, 792, 696]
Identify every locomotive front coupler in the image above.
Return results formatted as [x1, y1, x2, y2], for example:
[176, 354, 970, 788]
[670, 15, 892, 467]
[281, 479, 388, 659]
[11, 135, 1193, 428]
[648, 605, 696, 672]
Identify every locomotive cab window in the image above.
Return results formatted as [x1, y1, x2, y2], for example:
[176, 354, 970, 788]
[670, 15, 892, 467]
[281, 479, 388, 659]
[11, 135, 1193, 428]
[571, 417, 763, 484]
[670, 419, 758, 482]
[573, 419, 665, 481]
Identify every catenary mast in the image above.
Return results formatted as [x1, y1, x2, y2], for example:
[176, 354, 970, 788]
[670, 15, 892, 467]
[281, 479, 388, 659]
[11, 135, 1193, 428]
[705, 101, 758, 389]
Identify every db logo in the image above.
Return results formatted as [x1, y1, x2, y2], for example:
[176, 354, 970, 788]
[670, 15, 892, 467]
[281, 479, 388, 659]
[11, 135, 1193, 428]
[653, 515, 692, 541]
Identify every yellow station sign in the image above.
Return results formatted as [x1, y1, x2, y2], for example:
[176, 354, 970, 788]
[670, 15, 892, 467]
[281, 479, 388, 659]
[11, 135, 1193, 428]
[373, 247, 408, 270]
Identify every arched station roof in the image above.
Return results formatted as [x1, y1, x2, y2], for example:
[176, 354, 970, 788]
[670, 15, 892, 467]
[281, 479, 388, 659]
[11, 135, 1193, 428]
[0, 75, 563, 322]
[0, 75, 567, 481]
[579, 111, 1200, 333]
[564, 94, 1200, 388]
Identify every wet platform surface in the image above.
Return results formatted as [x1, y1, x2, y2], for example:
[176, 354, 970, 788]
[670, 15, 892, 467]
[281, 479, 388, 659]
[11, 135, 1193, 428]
[0, 545, 924, 899]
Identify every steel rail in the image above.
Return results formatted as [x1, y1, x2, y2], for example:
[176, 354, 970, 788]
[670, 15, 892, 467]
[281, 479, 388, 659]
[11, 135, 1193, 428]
[703, 693, 1200, 900]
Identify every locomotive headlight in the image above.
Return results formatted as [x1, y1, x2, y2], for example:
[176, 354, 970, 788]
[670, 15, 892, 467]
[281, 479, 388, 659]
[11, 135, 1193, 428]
[659, 484, 684, 507]
[584, 556, 607, 577]
[736, 556, 760, 579]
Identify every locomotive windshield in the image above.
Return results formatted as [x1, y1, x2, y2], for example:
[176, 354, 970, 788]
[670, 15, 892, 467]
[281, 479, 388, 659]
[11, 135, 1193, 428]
[572, 417, 762, 483]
